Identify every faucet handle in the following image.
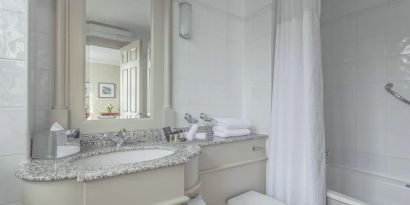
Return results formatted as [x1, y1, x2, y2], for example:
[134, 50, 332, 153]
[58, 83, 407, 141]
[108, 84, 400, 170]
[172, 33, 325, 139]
[119, 128, 127, 135]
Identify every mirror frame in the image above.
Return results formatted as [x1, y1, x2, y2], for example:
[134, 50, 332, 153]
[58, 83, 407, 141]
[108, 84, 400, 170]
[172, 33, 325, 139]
[65, 0, 173, 133]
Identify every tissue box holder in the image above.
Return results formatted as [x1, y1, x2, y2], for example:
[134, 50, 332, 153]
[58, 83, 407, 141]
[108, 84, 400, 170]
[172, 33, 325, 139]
[31, 129, 80, 159]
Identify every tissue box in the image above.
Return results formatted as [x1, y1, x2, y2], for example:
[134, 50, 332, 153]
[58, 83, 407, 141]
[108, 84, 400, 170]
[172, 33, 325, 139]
[31, 129, 80, 159]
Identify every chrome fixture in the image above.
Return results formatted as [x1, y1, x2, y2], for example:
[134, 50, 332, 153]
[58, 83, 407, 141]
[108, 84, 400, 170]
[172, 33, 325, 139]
[200, 113, 213, 122]
[106, 128, 134, 147]
[184, 113, 198, 124]
[252, 146, 265, 151]
[200, 113, 214, 137]
[385, 83, 410, 106]
[179, 2, 192, 39]
[32, 129, 80, 159]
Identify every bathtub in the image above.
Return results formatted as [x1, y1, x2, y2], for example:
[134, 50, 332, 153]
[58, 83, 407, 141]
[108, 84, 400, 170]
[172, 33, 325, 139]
[326, 165, 410, 205]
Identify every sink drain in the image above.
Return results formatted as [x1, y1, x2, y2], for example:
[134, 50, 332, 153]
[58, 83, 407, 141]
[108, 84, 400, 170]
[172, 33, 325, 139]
[406, 184, 410, 188]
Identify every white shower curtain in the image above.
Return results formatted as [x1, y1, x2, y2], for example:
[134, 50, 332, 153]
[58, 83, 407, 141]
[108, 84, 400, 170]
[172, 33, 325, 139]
[267, 0, 325, 205]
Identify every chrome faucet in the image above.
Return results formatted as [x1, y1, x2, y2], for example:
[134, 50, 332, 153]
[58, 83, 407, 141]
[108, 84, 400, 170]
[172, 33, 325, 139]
[106, 128, 134, 147]
[184, 113, 198, 124]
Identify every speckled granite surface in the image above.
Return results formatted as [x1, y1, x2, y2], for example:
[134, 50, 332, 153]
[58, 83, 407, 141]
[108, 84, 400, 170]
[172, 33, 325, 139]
[16, 133, 267, 182]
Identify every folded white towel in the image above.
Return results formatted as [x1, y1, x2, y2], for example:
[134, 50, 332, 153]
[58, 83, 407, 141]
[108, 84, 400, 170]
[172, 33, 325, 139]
[212, 126, 251, 138]
[214, 118, 250, 129]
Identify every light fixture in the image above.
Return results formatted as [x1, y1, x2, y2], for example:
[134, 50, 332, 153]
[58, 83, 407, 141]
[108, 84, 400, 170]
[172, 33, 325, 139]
[179, 2, 192, 39]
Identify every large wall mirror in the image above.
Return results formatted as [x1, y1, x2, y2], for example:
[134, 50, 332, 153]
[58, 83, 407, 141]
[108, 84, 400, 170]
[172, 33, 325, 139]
[85, 0, 152, 120]
[65, 0, 172, 133]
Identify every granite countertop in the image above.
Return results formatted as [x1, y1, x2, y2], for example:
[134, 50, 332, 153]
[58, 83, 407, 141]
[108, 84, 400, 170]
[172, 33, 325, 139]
[16, 133, 267, 182]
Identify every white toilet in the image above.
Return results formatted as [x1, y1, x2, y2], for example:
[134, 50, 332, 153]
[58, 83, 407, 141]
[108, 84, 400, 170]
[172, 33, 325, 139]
[227, 191, 286, 205]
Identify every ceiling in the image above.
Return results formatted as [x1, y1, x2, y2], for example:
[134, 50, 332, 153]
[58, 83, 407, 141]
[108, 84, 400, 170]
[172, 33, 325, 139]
[86, 0, 151, 33]
[86, 45, 120, 66]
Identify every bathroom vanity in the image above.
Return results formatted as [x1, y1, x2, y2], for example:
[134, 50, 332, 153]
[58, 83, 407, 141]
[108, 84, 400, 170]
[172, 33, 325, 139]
[17, 133, 267, 205]
[19, 0, 268, 204]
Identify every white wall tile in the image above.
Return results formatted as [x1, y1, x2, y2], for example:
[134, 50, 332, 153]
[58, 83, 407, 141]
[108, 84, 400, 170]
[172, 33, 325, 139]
[0, 155, 25, 205]
[357, 107, 386, 131]
[173, 0, 272, 129]
[328, 147, 358, 168]
[321, 0, 390, 23]
[356, 4, 386, 40]
[331, 15, 358, 65]
[243, 59, 271, 85]
[173, 79, 189, 106]
[386, 157, 410, 182]
[357, 36, 386, 61]
[386, 130, 410, 160]
[356, 59, 386, 83]
[0, 108, 26, 156]
[196, 0, 245, 18]
[323, 64, 356, 85]
[0, 59, 26, 107]
[326, 107, 356, 150]
[386, 0, 410, 57]
[357, 130, 385, 155]
[356, 152, 386, 174]
[0, 2, 27, 205]
[187, 81, 210, 106]
[243, 84, 271, 106]
[323, 0, 410, 182]
[0, 0, 26, 13]
[386, 106, 410, 132]
[0, 9, 26, 60]
[356, 83, 386, 106]
[386, 56, 410, 81]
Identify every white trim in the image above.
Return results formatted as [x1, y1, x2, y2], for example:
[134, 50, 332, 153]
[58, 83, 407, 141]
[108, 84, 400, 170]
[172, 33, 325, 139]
[327, 190, 368, 205]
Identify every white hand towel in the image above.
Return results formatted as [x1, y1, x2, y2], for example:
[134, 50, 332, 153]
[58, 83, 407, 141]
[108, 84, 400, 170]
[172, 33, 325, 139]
[212, 126, 251, 138]
[214, 118, 250, 129]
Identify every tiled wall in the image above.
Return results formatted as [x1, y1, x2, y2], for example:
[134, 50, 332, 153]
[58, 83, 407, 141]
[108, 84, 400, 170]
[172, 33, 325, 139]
[242, 0, 273, 134]
[322, 0, 410, 182]
[172, 0, 274, 134]
[172, 0, 245, 127]
[0, 0, 27, 205]
[28, 0, 52, 133]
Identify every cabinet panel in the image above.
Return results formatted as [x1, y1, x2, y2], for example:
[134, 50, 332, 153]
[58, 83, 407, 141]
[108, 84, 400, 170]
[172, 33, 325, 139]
[120, 69, 128, 113]
[199, 139, 266, 171]
[199, 161, 266, 205]
[130, 67, 136, 113]
[198, 139, 267, 205]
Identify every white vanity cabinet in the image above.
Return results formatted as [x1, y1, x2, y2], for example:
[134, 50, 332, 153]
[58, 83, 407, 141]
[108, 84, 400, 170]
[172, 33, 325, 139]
[22, 165, 188, 205]
[198, 138, 267, 205]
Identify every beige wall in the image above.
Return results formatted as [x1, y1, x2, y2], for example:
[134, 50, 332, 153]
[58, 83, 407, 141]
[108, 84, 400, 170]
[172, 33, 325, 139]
[86, 63, 120, 119]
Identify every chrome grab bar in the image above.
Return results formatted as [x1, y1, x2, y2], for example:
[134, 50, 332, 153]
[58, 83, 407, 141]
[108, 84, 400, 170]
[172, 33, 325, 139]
[385, 83, 410, 106]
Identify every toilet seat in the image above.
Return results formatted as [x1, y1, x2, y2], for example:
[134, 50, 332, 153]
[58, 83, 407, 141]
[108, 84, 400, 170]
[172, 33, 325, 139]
[227, 191, 286, 205]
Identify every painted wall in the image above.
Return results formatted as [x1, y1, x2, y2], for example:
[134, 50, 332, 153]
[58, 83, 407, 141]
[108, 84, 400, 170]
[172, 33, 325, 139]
[322, 0, 410, 183]
[86, 63, 121, 119]
[0, 0, 27, 205]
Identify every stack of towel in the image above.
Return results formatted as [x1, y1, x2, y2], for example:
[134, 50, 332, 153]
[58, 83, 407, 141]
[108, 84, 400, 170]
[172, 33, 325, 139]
[212, 118, 251, 138]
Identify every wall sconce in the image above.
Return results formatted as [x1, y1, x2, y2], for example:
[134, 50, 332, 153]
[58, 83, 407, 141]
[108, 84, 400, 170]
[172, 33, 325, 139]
[179, 2, 192, 39]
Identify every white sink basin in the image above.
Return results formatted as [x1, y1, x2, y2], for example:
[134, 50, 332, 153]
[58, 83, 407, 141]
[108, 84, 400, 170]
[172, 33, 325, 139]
[72, 149, 174, 167]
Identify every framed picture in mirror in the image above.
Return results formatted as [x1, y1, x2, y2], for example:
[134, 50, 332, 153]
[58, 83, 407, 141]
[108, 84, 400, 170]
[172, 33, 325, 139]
[99, 83, 115, 98]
